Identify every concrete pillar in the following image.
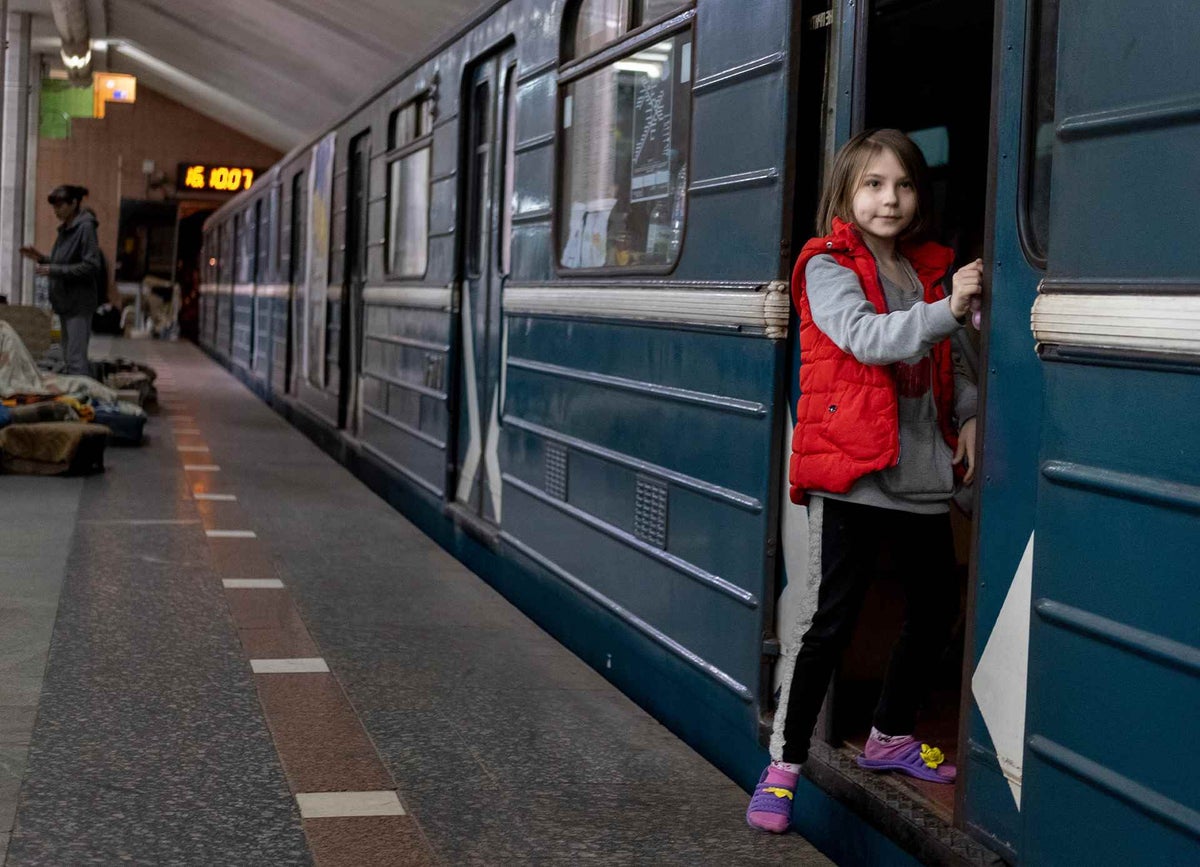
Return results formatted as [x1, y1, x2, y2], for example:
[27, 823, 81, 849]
[22, 54, 40, 305]
[0, 0, 8, 170]
[0, 11, 30, 304]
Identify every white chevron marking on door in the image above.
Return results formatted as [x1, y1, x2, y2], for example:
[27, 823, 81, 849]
[972, 531, 1034, 808]
[455, 286, 483, 504]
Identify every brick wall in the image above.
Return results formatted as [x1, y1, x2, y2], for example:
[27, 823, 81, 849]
[34, 84, 283, 267]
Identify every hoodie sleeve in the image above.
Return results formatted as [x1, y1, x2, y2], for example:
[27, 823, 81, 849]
[805, 254, 961, 366]
[952, 328, 979, 425]
[49, 219, 102, 280]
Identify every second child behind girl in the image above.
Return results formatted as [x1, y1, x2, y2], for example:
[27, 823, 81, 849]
[746, 129, 982, 834]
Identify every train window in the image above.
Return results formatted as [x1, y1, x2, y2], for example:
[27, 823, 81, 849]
[558, 29, 692, 271]
[388, 94, 432, 150]
[467, 79, 491, 277]
[640, 0, 686, 27]
[270, 184, 281, 275]
[256, 199, 269, 280]
[566, 0, 691, 61]
[386, 94, 433, 278]
[1023, 0, 1060, 263]
[290, 171, 306, 284]
[498, 64, 517, 276]
[237, 207, 256, 284]
[387, 148, 430, 277]
[221, 222, 235, 284]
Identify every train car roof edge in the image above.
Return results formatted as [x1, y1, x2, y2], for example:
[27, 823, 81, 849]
[202, 0, 514, 233]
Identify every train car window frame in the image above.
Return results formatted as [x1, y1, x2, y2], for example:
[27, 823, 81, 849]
[466, 77, 492, 280]
[236, 204, 257, 285]
[554, 6, 696, 277]
[1017, 0, 1060, 269]
[256, 198, 269, 282]
[562, 0, 692, 63]
[270, 183, 282, 277]
[385, 93, 434, 280]
[290, 170, 307, 285]
[498, 62, 518, 277]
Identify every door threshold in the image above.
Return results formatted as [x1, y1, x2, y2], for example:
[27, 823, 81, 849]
[804, 742, 1008, 867]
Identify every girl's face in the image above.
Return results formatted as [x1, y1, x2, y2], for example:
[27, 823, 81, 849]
[850, 147, 917, 245]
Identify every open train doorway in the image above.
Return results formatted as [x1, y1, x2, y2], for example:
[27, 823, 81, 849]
[779, 0, 996, 846]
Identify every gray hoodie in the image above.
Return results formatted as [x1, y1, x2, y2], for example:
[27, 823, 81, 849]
[46, 208, 102, 318]
[805, 253, 977, 514]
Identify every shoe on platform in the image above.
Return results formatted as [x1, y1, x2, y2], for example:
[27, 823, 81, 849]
[746, 765, 797, 833]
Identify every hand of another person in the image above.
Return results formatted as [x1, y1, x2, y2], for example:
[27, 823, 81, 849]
[34, 264, 50, 276]
[950, 259, 983, 321]
[953, 416, 978, 485]
[19, 245, 45, 263]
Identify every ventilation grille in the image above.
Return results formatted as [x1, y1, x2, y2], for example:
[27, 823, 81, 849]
[633, 476, 668, 549]
[544, 442, 568, 501]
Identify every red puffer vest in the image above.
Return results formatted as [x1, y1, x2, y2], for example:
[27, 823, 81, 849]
[789, 217, 958, 504]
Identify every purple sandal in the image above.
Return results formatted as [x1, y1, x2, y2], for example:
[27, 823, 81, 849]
[856, 741, 957, 783]
[746, 767, 797, 833]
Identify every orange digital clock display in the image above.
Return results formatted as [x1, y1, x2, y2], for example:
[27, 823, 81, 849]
[178, 163, 260, 193]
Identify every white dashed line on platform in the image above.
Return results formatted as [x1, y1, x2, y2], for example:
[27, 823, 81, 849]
[193, 493, 237, 501]
[206, 530, 257, 538]
[222, 578, 285, 589]
[250, 658, 330, 674]
[177, 445, 210, 452]
[295, 791, 405, 819]
[183, 464, 220, 471]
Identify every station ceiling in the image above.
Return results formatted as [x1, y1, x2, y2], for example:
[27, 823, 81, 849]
[15, 0, 495, 150]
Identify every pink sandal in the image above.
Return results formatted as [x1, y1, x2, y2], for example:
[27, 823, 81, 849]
[856, 740, 956, 783]
[746, 766, 798, 833]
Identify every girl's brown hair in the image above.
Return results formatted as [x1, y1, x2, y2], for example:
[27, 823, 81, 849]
[816, 128, 933, 241]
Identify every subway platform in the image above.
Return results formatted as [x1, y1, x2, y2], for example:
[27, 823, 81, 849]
[1, 338, 830, 866]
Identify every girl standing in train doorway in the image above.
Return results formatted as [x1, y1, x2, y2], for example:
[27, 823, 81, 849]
[746, 129, 982, 834]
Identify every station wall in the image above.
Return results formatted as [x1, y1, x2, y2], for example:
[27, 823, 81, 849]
[33, 84, 282, 274]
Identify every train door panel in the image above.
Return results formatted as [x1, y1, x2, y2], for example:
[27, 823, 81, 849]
[1020, 2, 1200, 863]
[453, 45, 517, 527]
[341, 131, 371, 431]
[781, 0, 1021, 859]
[958, 0, 1055, 856]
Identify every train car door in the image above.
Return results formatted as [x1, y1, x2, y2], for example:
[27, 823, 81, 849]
[452, 45, 517, 530]
[340, 131, 371, 431]
[1018, 2, 1200, 863]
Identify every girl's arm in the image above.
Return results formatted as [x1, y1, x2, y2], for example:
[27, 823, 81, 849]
[805, 255, 960, 366]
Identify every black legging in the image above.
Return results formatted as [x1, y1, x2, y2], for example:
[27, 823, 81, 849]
[779, 497, 959, 764]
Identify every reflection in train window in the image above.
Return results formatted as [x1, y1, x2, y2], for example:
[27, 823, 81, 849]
[1024, 0, 1059, 263]
[558, 31, 692, 271]
[387, 148, 430, 277]
[567, 0, 691, 61]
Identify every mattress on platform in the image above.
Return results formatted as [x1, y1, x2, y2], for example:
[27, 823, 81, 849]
[0, 421, 109, 475]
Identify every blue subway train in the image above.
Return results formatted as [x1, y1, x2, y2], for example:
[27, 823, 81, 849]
[197, 1, 1200, 864]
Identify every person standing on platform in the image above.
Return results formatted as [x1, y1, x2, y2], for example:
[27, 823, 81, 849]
[20, 184, 103, 375]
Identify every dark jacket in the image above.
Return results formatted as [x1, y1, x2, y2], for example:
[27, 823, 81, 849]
[788, 217, 958, 503]
[46, 209, 102, 317]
